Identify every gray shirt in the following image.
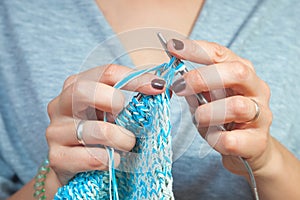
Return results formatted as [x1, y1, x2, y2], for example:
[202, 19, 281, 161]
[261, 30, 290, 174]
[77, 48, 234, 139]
[0, 0, 299, 199]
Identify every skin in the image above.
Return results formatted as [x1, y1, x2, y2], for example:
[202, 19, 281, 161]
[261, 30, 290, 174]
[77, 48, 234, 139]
[167, 39, 300, 200]
[8, 1, 300, 200]
[10, 64, 167, 199]
[10, 40, 300, 200]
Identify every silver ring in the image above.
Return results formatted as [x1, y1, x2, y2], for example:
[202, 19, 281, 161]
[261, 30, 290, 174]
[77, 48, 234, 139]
[76, 120, 85, 145]
[246, 99, 260, 123]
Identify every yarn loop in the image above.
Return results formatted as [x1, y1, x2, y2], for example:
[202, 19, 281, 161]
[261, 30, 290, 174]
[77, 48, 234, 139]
[54, 57, 181, 199]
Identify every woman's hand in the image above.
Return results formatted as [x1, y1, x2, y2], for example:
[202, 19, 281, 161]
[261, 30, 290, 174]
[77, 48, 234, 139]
[46, 64, 166, 185]
[167, 39, 274, 177]
[167, 39, 300, 200]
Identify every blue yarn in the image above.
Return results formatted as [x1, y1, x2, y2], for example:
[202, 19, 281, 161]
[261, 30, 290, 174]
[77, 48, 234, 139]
[54, 57, 181, 200]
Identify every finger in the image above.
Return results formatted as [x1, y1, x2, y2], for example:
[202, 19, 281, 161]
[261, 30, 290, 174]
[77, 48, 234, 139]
[172, 61, 265, 97]
[194, 96, 264, 127]
[85, 107, 115, 122]
[47, 120, 136, 151]
[75, 64, 166, 94]
[79, 120, 136, 151]
[205, 128, 268, 159]
[185, 89, 230, 111]
[167, 39, 250, 66]
[56, 66, 166, 117]
[54, 81, 124, 117]
[49, 146, 120, 178]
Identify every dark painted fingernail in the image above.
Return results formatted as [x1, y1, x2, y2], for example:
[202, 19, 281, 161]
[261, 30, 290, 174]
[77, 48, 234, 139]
[192, 115, 198, 125]
[172, 39, 184, 50]
[151, 79, 165, 90]
[172, 78, 186, 93]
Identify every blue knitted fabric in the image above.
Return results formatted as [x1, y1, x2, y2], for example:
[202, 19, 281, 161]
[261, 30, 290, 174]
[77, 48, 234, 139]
[54, 58, 179, 200]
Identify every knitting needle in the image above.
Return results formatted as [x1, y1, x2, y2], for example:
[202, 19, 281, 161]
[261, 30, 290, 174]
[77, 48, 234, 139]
[156, 32, 259, 200]
[157, 32, 228, 131]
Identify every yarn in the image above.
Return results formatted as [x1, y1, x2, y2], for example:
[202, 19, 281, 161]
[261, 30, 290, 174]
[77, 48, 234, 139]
[54, 57, 182, 199]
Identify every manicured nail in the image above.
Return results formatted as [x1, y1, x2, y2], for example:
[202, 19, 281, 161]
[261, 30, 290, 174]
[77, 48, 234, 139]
[192, 114, 198, 126]
[172, 78, 186, 93]
[172, 39, 184, 50]
[151, 79, 165, 90]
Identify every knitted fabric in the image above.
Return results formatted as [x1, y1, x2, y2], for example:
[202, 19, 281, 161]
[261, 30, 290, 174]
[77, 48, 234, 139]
[54, 58, 180, 200]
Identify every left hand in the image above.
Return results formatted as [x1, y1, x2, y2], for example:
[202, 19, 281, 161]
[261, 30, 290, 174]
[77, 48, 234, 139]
[167, 39, 274, 177]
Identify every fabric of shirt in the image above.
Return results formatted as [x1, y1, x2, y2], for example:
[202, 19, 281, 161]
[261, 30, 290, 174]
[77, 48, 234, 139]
[0, 0, 299, 199]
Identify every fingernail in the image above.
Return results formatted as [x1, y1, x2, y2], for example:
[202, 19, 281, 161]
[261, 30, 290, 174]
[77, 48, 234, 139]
[151, 79, 165, 90]
[192, 114, 198, 126]
[172, 78, 186, 93]
[172, 39, 184, 50]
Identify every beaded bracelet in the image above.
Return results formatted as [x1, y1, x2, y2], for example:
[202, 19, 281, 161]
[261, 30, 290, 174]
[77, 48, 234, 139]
[33, 158, 50, 200]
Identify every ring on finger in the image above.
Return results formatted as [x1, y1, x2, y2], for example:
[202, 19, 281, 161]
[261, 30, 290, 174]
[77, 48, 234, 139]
[76, 120, 86, 145]
[245, 99, 260, 124]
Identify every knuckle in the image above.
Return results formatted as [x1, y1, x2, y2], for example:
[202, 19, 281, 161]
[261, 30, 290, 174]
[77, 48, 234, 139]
[63, 75, 77, 89]
[210, 42, 229, 63]
[101, 64, 118, 83]
[47, 98, 57, 119]
[264, 108, 273, 127]
[231, 62, 251, 81]
[48, 147, 65, 169]
[87, 153, 107, 170]
[242, 59, 255, 70]
[71, 80, 82, 95]
[45, 122, 65, 143]
[188, 69, 207, 91]
[196, 107, 209, 125]
[72, 80, 89, 101]
[45, 124, 57, 142]
[229, 97, 251, 118]
[261, 81, 271, 101]
[222, 134, 237, 154]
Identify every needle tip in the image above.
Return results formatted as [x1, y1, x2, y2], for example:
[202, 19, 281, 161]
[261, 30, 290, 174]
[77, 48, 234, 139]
[157, 32, 167, 45]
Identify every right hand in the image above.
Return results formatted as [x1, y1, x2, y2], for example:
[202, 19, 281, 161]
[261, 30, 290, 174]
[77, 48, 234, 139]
[46, 64, 166, 185]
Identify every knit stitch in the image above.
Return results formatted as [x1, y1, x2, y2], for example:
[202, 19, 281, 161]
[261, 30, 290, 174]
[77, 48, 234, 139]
[54, 58, 179, 199]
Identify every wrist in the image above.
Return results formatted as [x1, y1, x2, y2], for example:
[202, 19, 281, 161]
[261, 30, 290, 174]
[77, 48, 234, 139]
[8, 161, 61, 200]
[34, 159, 61, 200]
[33, 159, 50, 199]
[252, 136, 284, 179]
[44, 167, 62, 199]
[249, 137, 300, 199]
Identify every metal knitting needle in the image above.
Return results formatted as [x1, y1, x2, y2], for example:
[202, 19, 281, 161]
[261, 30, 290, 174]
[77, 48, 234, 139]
[156, 32, 259, 200]
[157, 32, 226, 131]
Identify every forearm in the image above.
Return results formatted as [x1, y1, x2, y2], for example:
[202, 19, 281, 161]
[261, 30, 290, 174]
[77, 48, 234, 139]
[8, 168, 61, 200]
[254, 137, 300, 200]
